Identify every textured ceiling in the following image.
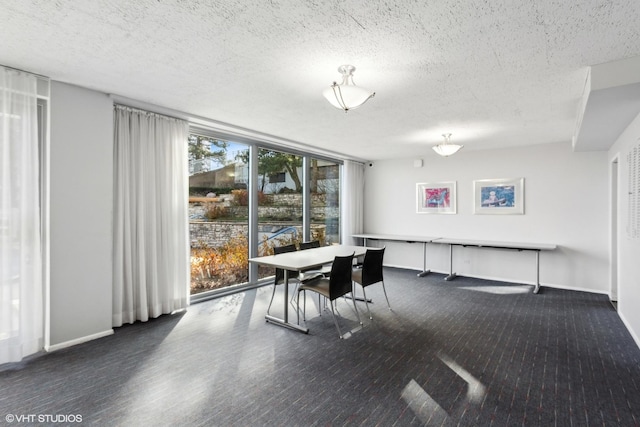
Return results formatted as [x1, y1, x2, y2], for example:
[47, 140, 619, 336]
[2, 0, 640, 161]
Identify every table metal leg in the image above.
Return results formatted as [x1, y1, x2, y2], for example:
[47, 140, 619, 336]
[533, 250, 541, 294]
[349, 240, 372, 303]
[444, 244, 457, 281]
[346, 292, 372, 303]
[284, 270, 289, 322]
[417, 241, 432, 277]
[265, 270, 309, 333]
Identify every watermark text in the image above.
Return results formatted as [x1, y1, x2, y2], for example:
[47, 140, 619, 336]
[5, 414, 82, 423]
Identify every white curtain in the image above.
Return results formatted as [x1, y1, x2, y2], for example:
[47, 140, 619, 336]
[340, 160, 365, 245]
[113, 105, 189, 327]
[0, 66, 43, 363]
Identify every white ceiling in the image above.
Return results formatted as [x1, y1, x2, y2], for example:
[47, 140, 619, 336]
[573, 56, 640, 151]
[2, 0, 640, 161]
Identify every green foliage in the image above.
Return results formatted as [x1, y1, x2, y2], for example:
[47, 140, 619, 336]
[236, 149, 302, 192]
[277, 187, 297, 194]
[188, 134, 228, 166]
[260, 211, 301, 222]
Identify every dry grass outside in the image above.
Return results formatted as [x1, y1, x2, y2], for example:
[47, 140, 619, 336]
[203, 203, 231, 220]
[190, 236, 249, 294]
[189, 227, 327, 294]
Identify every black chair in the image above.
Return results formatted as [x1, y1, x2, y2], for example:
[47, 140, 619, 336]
[296, 253, 362, 339]
[285, 240, 327, 306]
[297, 240, 330, 280]
[299, 240, 321, 250]
[351, 247, 389, 320]
[266, 243, 299, 316]
[298, 240, 332, 277]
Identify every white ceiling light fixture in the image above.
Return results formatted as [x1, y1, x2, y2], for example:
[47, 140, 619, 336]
[322, 65, 375, 112]
[432, 133, 463, 157]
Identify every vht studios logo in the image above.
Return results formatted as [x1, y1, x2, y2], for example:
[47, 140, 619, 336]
[5, 414, 83, 423]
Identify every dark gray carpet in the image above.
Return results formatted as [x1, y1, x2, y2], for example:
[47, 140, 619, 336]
[1, 268, 639, 426]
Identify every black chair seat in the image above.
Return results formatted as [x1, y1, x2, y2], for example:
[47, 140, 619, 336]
[298, 278, 330, 297]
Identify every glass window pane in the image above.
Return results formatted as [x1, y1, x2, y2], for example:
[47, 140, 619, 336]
[256, 148, 304, 280]
[310, 158, 340, 245]
[189, 134, 249, 295]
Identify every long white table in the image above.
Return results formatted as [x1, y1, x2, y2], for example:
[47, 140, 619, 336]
[434, 238, 557, 294]
[248, 245, 368, 333]
[352, 233, 556, 294]
[352, 233, 439, 277]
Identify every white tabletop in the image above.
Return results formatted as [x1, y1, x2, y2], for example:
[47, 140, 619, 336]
[352, 233, 440, 243]
[434, 238, 556, 251]
[249, 245, 368, 271]
[351, 233, 556, 251]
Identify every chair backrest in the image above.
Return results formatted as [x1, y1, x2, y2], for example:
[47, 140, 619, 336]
[299, 240, 321, 250]
[298, 240, 322, 273]
[361, 247, 385, 287]
[328, 253, 355, 301]
[273, 243, 298, 284]
[273, 243, 297, 255]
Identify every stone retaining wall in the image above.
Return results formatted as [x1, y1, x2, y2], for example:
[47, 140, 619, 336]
[189, 222, 328, 248]
[190, 222, 249, 248]
[189, 193, 338, 247]
[189, 193, 338, 222]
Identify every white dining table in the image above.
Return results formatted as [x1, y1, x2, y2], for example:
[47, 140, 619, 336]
[352, 233, 440, 277]
[249, 245, 368, 333]
[433, 238, 557, 294]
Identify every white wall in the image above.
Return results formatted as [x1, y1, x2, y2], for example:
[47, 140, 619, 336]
[609, 112, 640, 347]
[363, 142, 609, 293]
[39, 80, 628, 348]
[48, 82, 113, 349]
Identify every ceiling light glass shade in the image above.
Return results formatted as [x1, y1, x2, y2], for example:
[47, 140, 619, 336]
[322, 65, 375, 112]
[432, 133, 463, 157]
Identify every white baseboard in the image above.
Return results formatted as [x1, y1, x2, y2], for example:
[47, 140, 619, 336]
[384, 262, 425, 273]
[45, 329, 114, 353]
[539, 282, 609, 295]
[617, 311, 640, 351]
[383, 263, 608, 295]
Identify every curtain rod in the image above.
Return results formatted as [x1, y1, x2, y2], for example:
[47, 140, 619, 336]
[114, 103, 185, 123]
[110, 94, 368, 165]
[0, 63, 49, 80]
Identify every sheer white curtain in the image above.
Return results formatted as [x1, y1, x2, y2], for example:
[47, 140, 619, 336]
[113, 105, 189, 327]
[0, 66, 43, 364]
[340, 160, 365, 245]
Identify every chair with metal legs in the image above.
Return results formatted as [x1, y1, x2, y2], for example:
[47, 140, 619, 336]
[290, 240, 331, 307]
[351, 247, 390, 320]
[296, 253, 362, 339]
[266, 243, 299, 316]
[298, 240, 333, 275]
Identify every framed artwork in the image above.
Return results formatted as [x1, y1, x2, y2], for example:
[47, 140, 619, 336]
[416, 182, 456, 214]
[473, 178, 524, 214]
